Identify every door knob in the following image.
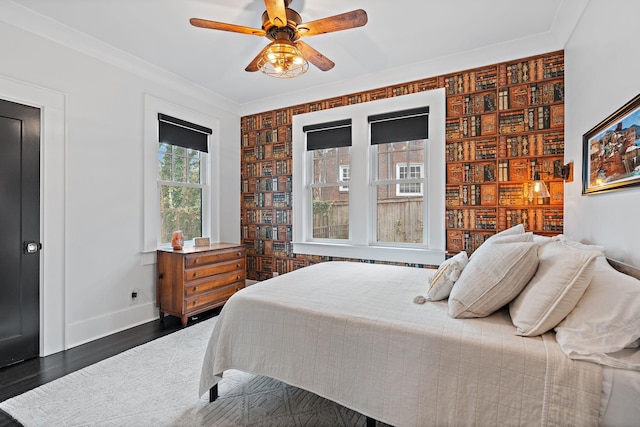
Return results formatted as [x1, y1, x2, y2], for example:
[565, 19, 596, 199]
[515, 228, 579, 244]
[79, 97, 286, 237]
[24, 241, 42, 254]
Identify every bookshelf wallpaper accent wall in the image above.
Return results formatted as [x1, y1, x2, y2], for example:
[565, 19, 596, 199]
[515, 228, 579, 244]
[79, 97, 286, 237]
[241, 50, 564, 280]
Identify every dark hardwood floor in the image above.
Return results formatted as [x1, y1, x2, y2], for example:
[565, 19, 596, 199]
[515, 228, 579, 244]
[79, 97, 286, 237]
[0, 308, 221, 427]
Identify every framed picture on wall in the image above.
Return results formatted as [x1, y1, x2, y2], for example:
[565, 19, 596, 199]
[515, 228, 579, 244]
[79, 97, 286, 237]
[582, 93, 640, 194]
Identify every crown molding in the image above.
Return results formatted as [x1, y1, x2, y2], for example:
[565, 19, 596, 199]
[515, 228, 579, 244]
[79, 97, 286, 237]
[240, 33, 561, 116]
[239, 0, 588, 116]
[0, 1, 240, 115]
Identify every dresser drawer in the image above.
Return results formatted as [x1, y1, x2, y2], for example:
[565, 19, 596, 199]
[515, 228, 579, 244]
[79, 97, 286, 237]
[185, 283, 241, 311]
[185, 248, 245, 268]
[185, 258, 246, 281]
[185, 270, 245, 296]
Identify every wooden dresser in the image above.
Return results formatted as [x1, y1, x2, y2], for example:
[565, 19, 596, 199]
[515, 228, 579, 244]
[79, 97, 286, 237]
[156, 243, 246, 325]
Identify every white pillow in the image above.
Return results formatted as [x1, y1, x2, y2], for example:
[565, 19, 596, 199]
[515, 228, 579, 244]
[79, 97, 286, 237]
[426, 251, 468, 301]
[468, 224, 528, 263]
[555, 234, 605, 252]
[555, 256, 640, 370]
[448, 234, 538, 318]
[496, 223, 526, 236]
[532, 234, 553, 245]
[509, 240, 601, 336]
[470, 224, 525, 257]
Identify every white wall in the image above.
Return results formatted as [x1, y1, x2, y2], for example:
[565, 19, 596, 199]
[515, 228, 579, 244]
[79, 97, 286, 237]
[0, 14, 240, 352]
[563, 0, 640, 267]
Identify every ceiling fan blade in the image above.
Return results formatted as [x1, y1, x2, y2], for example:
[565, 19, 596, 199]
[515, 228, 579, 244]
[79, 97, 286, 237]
[296, 41, 334, 71]
[245, 44, 273, 72]
[297, 9, 367, 37]
[190, 18, 266, 37]
[264, 0, 287, 27]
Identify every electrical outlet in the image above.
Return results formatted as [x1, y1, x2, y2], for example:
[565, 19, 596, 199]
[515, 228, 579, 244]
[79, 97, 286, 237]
[130, 290, 138, 304]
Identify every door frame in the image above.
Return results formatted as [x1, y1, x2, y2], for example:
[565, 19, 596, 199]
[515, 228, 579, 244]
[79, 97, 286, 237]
[0, 75, 67, 356]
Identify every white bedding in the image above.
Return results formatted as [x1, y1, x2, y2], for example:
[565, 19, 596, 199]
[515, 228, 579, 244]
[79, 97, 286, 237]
[199, 261, 603, 426]
[600, 366, 640, 426]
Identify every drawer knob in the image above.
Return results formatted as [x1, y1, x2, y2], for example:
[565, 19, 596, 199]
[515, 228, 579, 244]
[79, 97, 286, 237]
[193, 286, 198, 292]
[193, 272, 199, 277]
[237, 275, 241, 280]
[193, 300, 198, 305]
[237, 252, 241, 256]
[236, 263, 240, 268]
[194, 258, 200, 264]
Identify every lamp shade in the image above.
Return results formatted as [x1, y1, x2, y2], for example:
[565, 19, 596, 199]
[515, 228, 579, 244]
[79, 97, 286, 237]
[257, 40, 309, 78]
[529, 172, 550, 199]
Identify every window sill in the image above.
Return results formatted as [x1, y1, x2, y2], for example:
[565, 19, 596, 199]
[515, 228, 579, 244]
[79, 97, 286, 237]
[142, 240, 201, 265]
[293, 241, 445, 267]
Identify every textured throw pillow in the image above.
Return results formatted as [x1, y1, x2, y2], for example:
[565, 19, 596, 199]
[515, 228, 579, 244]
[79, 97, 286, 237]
[554, 256, 640, 370]
[467, 224, 529, 266]
[509, 240, 601, 336]
[495, 223, 525, 237]
[469, 224, 526, 260]
[448, 235, 538, 319]
[555, 234, 605, 252]
[426, 251, 468, 301]
[532, 234, 553, 245]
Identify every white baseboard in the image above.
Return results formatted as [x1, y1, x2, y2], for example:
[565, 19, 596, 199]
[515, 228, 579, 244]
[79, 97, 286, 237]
[66, 302, 158, 349]
[66, 281, 259, 349]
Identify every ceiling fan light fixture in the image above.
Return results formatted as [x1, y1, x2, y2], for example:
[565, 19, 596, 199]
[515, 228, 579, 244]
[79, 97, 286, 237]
[257, 40, 308, 78]
[191, 3, 366, 75]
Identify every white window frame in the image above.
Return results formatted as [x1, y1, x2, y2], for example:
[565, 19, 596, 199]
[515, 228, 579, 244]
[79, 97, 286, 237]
[395, 163, 424, 196]
[142, 94, 220, 265]
[292, 90, 446, 266]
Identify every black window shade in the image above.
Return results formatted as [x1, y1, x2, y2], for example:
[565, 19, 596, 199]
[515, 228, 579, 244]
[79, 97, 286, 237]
[158, 113, 212, 153]
[303, 119, 352, 150]
[368, 106, 429, 145]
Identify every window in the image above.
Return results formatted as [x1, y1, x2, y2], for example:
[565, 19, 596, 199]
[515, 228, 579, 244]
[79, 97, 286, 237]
[339, 165, 350, 192]
[158, 144, 204, 243]
[374, 142, 426, 244]
[157, 113, 212, 245]
[396, 163, 424, 196]
[292, 90, 446, 265]
[370, 107, 428, 244]
[303, 119, 352, 240]
[143, 95, 220, 264]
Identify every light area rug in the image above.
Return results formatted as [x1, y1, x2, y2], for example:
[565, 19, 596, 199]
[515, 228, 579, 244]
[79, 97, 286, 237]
[0, 317, 378, 426]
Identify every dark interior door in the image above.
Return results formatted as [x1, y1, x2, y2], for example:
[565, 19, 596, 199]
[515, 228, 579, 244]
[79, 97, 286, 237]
[0, 99, 41, 368]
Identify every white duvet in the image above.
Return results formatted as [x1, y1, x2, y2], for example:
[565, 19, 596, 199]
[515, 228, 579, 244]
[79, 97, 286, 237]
[199, 261, 603, 426]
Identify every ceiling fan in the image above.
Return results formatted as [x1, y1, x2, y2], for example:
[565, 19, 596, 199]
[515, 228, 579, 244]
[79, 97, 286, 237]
[190, 0, 368, 77]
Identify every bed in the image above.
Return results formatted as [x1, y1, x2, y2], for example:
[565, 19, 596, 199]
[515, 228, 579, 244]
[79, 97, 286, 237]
[199, 231, 640, 426]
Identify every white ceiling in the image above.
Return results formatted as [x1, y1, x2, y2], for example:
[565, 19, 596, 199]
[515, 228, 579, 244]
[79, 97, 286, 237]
[8, 0, 588, 109]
